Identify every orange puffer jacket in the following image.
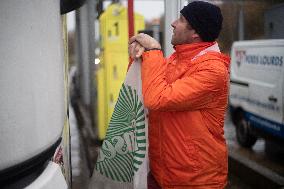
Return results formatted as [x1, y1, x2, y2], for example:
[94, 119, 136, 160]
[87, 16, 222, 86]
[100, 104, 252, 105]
[141, 42, 230, 189]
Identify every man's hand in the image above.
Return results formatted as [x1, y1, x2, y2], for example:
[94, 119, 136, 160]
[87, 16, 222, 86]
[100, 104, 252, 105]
[129, 33, 161, 58]
[128, 41, 145, 59]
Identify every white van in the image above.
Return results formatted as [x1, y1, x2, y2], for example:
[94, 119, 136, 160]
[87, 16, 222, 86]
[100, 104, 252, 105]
[229, 40, 284, 148]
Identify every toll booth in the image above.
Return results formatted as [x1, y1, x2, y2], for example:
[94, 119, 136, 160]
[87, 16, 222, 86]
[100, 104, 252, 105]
[96, 3, 145, 140]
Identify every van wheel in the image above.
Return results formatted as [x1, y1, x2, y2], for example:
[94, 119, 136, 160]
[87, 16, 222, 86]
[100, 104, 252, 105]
[235, 113, 257, 148]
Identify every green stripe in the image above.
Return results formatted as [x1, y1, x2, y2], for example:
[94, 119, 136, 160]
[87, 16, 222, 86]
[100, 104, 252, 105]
[122, 85, 133, 109]
[136, 132, 145, 137]
[120, 88, 132, 111]
[113, 156, 130, 181]
[133, 159, 143, 165]
[138, 146, 146, 151]
[137, 101, 143, 111]
[105, 159, 120, 181]
[116, 98, 131, 114]
[137, 110, 144, 119]
[137, 139, 146, 143]
[101, 163, 109, 178]
[134, 152, 145, 158]
[116, 155, 133, 181]
[136, 125, 145, 130]
[111, 158, 128, 182]
[136, 117, 145, 123]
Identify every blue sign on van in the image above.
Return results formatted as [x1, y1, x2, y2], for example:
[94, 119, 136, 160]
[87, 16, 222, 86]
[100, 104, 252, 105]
[244, 111, 284, 139]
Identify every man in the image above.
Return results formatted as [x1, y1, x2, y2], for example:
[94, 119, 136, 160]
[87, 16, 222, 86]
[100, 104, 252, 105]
[129, 1, 230, 188]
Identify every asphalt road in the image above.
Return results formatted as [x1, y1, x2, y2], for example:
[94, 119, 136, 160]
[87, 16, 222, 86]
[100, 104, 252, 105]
[224, 112, 284, 188]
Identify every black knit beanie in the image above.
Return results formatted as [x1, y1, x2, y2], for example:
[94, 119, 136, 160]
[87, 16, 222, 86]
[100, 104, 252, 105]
[180, 1, 223, 42]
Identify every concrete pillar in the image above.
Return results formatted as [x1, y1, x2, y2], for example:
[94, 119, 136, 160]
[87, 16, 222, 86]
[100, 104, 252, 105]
[75, 0, 96, 107]
[238, 8, 244, 40]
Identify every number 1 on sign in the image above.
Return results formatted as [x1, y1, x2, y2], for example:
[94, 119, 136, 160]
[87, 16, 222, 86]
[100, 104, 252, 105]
[114, 22, 119, 36]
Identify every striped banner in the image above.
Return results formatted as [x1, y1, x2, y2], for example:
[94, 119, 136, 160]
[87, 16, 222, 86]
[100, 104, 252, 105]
[89, 60, 149, 189]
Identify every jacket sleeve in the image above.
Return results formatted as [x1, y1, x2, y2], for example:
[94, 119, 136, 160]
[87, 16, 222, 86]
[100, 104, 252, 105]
[141, 50, 227, 111]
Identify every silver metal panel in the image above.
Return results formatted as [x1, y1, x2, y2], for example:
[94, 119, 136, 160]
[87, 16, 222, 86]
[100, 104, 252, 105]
[0, 0, 64, 170]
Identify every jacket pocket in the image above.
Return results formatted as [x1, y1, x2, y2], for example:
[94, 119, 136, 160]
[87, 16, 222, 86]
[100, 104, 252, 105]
[164, 138, 201, 171]
[163, 139, 202, 185]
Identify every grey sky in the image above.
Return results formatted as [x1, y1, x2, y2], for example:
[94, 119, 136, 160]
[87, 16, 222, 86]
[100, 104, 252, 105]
[121, 1, 164, 21]
[67, 0, 165, 31]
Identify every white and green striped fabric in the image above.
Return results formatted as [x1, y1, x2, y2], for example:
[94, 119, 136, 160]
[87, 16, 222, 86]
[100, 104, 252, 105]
[89, 60, 149, 189]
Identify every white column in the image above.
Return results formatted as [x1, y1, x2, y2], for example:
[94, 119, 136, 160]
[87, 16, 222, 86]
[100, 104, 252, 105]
[164, 0, 187, 57]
